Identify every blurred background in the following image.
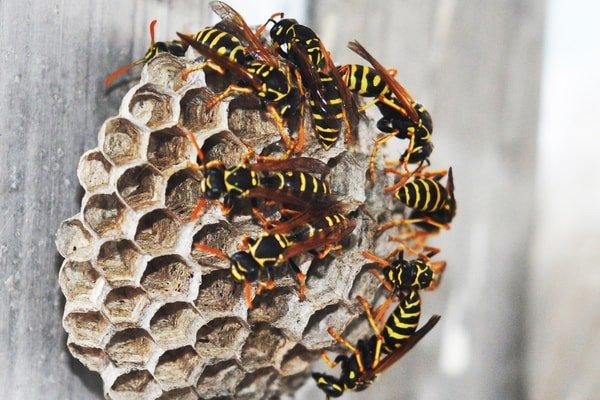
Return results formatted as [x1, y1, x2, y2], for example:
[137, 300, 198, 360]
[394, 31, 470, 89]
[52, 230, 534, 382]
[0, 0, 598, 399]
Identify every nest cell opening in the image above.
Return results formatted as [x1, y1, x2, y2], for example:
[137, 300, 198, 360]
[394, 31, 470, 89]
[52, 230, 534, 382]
[195, 317, 248, 360]
[78, 150, 112, 191]
[55, 218, 94, 260]
[179, 87, 224, 133]
[279, 344, 315, 376]
[195, 360, 245, 398]
[240, 324, 287, 371]
[96, 239, 142, 284]
[144, 53, 187, 90]
[149, 302, 201, 349]
[128, 84, 175, 129]
[141, 255, 193, 300]
[117, 164, 164, 210]
[165, 168, 203, 219]
[194, 270, 241, 317]
[147, 127, 192, 171]
[59, 260, 99, 301]
[134, 209, 180, 254]
[67, 343, 109, 372]
[154, 345, 201, 389]
[248, 288, 295, 326]
[157, 388, 199, 400]
[235, 367, 277, 399]
[110, 369, 160, 396]
[83, 193, 126, 236]
[106, 328, 156, 367]
[104, 286, 150, 325]
[102, 118, 142, 165]
[63, 310, 110, 345]
[301, 304, 355, 350]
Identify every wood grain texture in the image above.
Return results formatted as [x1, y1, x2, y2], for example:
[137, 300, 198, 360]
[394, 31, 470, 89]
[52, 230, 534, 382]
[0, 1, 210, 398]
[298, 1, 545, 399]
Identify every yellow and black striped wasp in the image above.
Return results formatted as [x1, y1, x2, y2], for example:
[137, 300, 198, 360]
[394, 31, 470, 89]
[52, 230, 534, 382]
[312, 291, 441, 398]
[193, 207, 357, 308]
[104, 20, 188, 87]
[341, 40, 433, 180]
[288, 42, 360, 150]
[378, 167, 456, 239]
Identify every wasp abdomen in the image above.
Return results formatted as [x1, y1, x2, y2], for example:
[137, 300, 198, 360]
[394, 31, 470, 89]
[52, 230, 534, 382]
[395, 178, 447, 212]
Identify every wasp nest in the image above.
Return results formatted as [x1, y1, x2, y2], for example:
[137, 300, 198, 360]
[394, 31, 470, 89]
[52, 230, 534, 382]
[56, 53, 397, 399]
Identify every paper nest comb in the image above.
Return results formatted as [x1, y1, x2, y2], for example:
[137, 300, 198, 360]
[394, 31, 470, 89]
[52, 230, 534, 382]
[55, 52, 400, 399]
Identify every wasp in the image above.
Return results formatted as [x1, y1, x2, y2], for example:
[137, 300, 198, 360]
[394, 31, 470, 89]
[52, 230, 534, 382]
[188, 154, 334, 222]
[342, 41, 433, 180]
[193, 209, 356, 308]
[378, 167, 456, 235]
[313, 292, 441, 398]
[287, 42, 360, 150]
[104, 20, 188, 87]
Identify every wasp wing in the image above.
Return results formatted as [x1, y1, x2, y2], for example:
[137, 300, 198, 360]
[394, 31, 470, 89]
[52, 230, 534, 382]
[177, 32, 262, 90]
[249, 157, 330, 175]
[209, 1, 279, 66]
[282, 218, 356, 260]
[370, 315, 441, 376]
[347, 40, 418, 123]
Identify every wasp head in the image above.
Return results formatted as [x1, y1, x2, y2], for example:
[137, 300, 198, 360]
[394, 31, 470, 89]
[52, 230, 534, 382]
[229, 251, 260, 283]
[201, 165, 226, 199]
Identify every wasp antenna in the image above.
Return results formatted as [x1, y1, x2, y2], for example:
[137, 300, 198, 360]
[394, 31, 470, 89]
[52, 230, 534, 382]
[149, 19, 158, 46]
[104, 62, 135, 87]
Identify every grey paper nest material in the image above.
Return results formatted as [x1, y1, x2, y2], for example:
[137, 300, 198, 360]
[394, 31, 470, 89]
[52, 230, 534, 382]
[56, 53, 397, 400]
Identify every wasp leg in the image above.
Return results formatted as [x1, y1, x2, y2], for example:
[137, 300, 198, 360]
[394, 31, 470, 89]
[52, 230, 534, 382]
[254, 12, 284, 37]
[183, 127, 205, 162]
[327, 327, 366, 373]
[320, 352, 340, 369]
[207, 85, 254, 110]
[419, 246, 441, 261]
[181, 60, 226, 81]
[237, 235, 253, 251]
[265, 104, 294, 154]
[243, 281, 255, 310]
[377, 217, 431, 234]
[193, 242, 229, 260]
[256, 266, 276, 296]
[288, 259, 306, 301]
[190, 198, 208, 220]
[368, 133, 396, 182]
[388, 236, 424, 256]
[387, 68, 398, 77]
[316, 244, 342, 259]
[358, 97, 381, 113]
[361, 250, 390, 267]
[427, 260, 447, 291]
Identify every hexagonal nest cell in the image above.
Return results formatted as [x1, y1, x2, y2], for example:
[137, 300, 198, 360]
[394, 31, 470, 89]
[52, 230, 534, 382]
[165, 168, 203, 218]
[78, 150, 112, 191]
[56, 41, 428, 399]
[110, 369, 161, 398]
[58, 260, 100, 302]
[96, 239, 142, 284]
[63, 310, 111, 346]
[147, 127, 192, 171]
[149, 302, 202, 349]
[117, 164, 164, 210]
[104, 286, 150, 325]
[83, 193, 127, 236]
[141, 255, 194, 300]
[102, 117, 143, 165]
[179, 87, 224, 133]
[154, 346, 201, 389]
[128, 83, 176, 129]
[106, 328, 156, 367]
[134, 209, 180, 254]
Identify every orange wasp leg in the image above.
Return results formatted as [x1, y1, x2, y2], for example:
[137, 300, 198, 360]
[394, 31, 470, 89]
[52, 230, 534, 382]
[368, 133, 396, 182]
[327, 326, 366, 373]
[181, 59, 226, 81]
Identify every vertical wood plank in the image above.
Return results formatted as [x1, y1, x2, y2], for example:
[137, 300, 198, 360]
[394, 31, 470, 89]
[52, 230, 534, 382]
[300, 1, 545, 399]
[0, 1, 209, 398]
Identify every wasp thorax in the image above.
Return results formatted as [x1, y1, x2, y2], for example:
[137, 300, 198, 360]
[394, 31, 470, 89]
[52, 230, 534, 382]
[229, 251, 260, 282]
[202, 167, 227, 199]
